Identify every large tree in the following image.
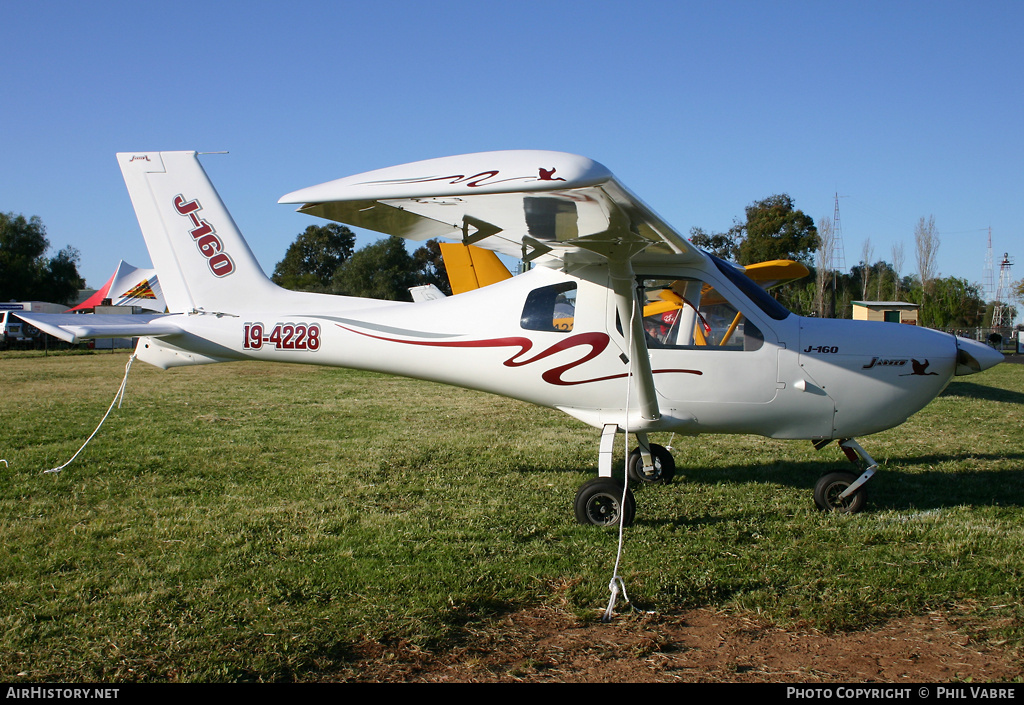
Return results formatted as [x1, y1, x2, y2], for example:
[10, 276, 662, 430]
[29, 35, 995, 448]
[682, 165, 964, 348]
[913, 215, 940, 326]
[0, 212, 84, 304]
[891, 242, 905, 300]
[735, 194, 818, 266]
[43, 246, 85, 305]
[911, 276, 984, 330]
[411, 239, 452, 296]
[859, 238, 874, 301]
[814, 215, 835, 317]
[914, 215, 939, 294]
[272, 223, 356, 292]
[688, 226, 741, 261]
[332, 235, 421, 301]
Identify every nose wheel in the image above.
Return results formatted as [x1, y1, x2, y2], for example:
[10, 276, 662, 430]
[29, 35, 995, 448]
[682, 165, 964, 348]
[813, 471, 867, 513]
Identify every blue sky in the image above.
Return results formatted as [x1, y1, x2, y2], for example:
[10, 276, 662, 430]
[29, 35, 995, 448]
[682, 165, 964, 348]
[3, 1, 1021, 311]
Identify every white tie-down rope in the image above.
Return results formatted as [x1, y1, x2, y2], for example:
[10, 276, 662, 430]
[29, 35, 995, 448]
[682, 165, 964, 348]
[603, 297, 640, 623]
[45, 353, 137, 474]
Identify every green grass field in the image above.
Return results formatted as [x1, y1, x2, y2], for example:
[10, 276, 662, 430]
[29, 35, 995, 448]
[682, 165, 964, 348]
[1, 350, 1022, 681]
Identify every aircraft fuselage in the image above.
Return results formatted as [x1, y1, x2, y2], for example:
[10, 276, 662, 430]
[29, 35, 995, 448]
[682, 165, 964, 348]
[135, 257, 973, 443]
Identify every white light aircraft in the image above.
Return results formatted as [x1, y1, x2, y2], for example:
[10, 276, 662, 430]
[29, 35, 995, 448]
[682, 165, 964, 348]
[19, 150, 1004, 526]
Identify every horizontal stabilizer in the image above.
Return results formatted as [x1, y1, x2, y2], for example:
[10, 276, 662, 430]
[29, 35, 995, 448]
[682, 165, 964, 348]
[408, 284, 446, 302]
[15, 313, 181, 344]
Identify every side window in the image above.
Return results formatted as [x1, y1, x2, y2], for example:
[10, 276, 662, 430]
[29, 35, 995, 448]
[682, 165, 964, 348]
[639, 276, 762, 351]
[521, 282, 576, 333]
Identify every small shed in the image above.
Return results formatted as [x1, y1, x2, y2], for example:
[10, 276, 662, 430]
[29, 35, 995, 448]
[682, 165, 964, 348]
[852, 301, 920, 325]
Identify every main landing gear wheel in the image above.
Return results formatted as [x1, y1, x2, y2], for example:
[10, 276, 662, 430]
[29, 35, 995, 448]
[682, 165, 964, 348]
[627, 443, 676, 485]
[813, 471, 867, 514]
[574, 478, 636, 527]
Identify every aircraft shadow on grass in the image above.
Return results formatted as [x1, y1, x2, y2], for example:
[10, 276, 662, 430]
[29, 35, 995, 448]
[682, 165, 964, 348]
[941, 379, 1024, 405]
[535, 452, 1024, 524]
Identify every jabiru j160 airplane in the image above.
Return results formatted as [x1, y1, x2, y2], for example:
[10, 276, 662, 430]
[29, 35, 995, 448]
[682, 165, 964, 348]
[18, 150, 1004, 526]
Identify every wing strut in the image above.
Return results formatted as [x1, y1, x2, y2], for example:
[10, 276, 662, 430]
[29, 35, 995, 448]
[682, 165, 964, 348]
[608, 255, 660, 423]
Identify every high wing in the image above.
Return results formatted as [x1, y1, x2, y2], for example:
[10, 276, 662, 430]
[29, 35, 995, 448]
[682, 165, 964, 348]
[13, 313, 181, 345]
[278, 150, 706, 266]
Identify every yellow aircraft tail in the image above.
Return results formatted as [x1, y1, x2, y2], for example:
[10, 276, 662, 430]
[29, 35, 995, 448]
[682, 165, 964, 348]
[439, 243, 512, 294]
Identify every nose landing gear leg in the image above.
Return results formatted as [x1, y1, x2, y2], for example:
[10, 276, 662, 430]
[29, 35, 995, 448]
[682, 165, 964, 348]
[812, 438, 877, 513]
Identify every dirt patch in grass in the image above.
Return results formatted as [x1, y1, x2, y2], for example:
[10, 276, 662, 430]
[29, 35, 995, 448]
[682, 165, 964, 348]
[337, 606, 1021, 682]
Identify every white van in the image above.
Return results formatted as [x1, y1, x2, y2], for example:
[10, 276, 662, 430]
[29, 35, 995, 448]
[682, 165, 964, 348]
[0, 310, 32, 347]
[1, 302, 64, 348]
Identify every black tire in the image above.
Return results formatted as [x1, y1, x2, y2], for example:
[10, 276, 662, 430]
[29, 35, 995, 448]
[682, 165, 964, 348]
[627, 443, 676, 484]
[574, 478, 636, 527]
[813, 471, 867, 513]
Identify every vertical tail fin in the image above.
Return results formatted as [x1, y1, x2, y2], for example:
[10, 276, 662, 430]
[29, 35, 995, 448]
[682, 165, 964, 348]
[438, 243, 513, 294]
[117, 151, 279, 312]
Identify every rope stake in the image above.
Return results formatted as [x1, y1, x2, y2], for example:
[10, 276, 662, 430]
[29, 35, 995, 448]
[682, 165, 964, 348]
[45, 353, 137, 475]
[603, 576, 631, 622]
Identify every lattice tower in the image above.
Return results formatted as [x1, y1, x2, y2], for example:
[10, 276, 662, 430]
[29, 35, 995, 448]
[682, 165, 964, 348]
[831, 193, 847, 272]
[992, 252, 1014, 329]
[984, 228, 995, 302]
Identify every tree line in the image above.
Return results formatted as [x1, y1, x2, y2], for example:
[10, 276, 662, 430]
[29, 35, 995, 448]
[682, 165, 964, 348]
[690, 197, 1015, 330]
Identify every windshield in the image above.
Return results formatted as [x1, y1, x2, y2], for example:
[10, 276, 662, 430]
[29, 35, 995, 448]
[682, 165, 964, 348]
[637, 275, 763, 351]
[710, 255, 792, 321]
